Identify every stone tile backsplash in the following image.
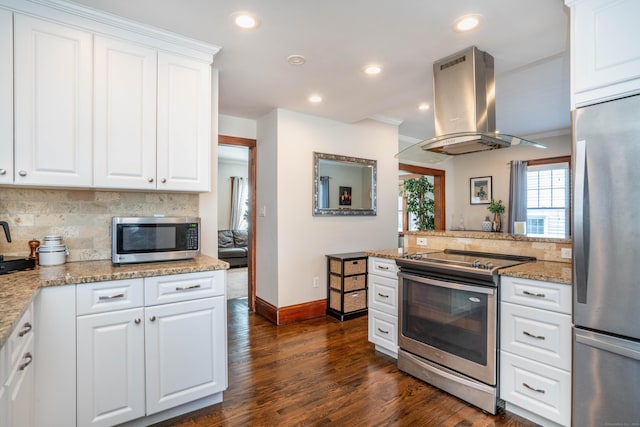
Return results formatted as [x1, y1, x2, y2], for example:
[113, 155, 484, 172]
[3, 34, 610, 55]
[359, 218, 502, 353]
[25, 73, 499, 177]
[0, 188, 199, 261]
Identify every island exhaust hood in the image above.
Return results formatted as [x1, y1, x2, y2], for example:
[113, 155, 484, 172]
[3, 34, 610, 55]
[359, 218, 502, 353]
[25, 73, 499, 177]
[397, 46, 544, 162]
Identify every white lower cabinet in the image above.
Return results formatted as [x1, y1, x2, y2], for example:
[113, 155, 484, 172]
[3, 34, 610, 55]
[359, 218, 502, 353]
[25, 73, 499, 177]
[367, 257, 399, 358]
[499, 276, 572, 427]
[75, 271, 227, 427]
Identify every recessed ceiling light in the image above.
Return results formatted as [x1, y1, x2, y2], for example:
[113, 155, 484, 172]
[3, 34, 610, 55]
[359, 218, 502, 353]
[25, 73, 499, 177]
[453, 14, 481, 32]
[364, 65, 382, 75]
[287, 54, 306, 65]
[232, 12, 260, 29]
[418, 103, 430, 111]
[309, 95, 322, 103]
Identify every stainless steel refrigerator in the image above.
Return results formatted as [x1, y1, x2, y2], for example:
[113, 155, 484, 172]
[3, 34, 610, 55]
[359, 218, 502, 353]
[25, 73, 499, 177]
[573, 93, 640, 426]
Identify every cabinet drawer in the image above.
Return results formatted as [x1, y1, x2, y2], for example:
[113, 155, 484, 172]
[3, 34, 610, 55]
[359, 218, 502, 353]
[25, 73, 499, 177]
[329, 289, 366, 313]
[145, 271, 224, 306]
[329, 273, 366, 291]
[500, 276, 571, 314]
[368, 309, 397, 355]
[368, 257, 398, 279]
[501, 302, 572, 370]
[500, 351, 571, 426]
[368, 274, 398, 315]
[77, 279, 144, 315]
[6, 303, 33, 369]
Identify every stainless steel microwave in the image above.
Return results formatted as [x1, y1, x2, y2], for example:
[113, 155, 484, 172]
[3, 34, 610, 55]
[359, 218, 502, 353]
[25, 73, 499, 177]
[112, 216, 200, 265]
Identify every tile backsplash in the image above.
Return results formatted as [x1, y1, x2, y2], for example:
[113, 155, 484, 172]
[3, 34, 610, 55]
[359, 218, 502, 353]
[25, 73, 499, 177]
[0, 188, 199, 261]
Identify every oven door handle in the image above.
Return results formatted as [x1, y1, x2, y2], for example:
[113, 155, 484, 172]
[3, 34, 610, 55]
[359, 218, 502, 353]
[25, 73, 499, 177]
[400, 273, 495, 295]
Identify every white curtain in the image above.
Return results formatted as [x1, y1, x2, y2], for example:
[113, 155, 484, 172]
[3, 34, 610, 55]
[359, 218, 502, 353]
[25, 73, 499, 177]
[230, 176, 248, 230]
[508, 160, 528, 233]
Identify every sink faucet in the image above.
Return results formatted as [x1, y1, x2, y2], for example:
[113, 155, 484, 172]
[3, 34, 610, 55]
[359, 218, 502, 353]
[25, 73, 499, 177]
[1, 221, 11, 243]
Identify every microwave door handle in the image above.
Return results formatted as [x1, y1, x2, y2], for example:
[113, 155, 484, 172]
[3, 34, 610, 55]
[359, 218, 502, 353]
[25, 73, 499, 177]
[574, 139, 590, 303]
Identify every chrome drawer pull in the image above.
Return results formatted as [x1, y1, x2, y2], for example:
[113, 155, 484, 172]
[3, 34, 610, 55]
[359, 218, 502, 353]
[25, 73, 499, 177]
[523, 290, 546, 298]
[19, 352, 33, 371]
[523, 331, 546, 340]
[18, 322, 32, 337]
[99, 293, 125, 300]
[377, 328, 389, 334]
[523, 382, 545, 394]
[176, 284, 201, 291]
[377, 265, 389, 270]
[377, 293, 389, 298]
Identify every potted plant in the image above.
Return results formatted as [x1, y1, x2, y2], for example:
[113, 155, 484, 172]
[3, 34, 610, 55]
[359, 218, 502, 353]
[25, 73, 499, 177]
[402, 176, 435, 231]
[487, 199, 505, 232]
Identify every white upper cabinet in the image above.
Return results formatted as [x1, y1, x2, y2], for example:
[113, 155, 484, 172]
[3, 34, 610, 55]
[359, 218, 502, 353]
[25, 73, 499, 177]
[157, 52, 212, 192]
[0, 9, 12, 185]
[566, 0, 640, 107]
[13, 14, 92, 187]
[93, 36, 158, 190]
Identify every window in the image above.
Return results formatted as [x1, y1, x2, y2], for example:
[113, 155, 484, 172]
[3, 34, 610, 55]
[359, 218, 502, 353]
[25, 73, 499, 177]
[526, 162, 569, 238]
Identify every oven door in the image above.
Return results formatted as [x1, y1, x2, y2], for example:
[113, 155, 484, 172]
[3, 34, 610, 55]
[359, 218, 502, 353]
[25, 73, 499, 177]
[398, 272, 497, 385]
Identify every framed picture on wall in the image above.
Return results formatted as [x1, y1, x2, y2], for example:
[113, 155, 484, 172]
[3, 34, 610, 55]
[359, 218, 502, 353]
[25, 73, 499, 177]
[339, 186, 352, 206]
[470, 176, 492, 205]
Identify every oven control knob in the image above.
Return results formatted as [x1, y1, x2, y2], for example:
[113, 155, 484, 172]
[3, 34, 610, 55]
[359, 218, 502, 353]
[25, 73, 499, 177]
[472, 260, 480, 268]
[485, 262, 493, 270]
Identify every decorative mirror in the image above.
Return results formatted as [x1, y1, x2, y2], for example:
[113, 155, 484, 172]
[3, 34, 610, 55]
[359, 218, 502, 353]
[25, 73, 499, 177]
[313, 152, 377, 216]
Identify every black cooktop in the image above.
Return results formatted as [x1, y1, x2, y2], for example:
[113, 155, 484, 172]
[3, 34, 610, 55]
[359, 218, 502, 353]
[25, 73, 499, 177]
[0, 256, 36, 274]
[403, 249, 536, 270]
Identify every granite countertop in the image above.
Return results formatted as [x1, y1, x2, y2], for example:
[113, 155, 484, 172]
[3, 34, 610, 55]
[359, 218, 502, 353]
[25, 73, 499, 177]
[0, 256, 228, 348]
[366, 248, 572, 285]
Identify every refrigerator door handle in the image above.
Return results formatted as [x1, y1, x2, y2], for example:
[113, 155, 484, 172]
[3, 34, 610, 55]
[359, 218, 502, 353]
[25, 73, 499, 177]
[574, 138, 589, 303]
[575, 330, 640, 361]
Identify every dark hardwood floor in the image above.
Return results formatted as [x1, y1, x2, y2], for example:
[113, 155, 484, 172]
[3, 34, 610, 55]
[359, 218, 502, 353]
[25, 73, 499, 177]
[154, 298, 538, 427]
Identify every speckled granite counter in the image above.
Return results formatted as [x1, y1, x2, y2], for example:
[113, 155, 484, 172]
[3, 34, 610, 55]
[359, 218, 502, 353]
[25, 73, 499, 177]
[365, 248, 572, 285]
[0, 256, 228, 348]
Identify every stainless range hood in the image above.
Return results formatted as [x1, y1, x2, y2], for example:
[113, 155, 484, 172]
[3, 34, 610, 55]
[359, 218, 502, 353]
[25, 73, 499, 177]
[397, 46, 544, 162]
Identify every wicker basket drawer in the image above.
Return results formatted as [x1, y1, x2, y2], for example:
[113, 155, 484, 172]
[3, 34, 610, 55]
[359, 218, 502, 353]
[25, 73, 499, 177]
[344, 274, 366, 292]
[343, 259, 366, 276]
[330, 289, 366, 313]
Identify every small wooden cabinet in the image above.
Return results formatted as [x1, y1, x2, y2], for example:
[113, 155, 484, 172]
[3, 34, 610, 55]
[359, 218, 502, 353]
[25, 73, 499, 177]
[326, 252, 367, 321]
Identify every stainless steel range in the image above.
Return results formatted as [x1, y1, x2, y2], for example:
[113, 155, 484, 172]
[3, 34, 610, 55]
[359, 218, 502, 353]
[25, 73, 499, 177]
[396, 249, 535, 414]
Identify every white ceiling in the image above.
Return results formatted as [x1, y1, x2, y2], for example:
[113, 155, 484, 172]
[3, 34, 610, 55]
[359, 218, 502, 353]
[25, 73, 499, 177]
[71, 0, 571, 143]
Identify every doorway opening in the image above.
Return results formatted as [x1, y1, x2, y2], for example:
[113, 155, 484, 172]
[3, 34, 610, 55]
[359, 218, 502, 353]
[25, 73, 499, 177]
[218, 135, 256, 311]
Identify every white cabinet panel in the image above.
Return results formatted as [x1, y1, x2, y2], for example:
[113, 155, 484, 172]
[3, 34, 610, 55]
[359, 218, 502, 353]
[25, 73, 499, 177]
[145, 296, 226, 415]
[93, 36, 157, 189]
[0, 344, 6, 427]
[0, 9, 12, 185]
[6, 335, 34, 427]
[77, 308, 146, 427]
[76, 278, 144, 315]
[500, 276, 571, 314]
[368, 309, 398, 356]
[368, 257, 398, 279]
[13, 14, 92, 187]
[367, 257, 399, 358]
[157, 51, 211, 191]
[368, 274, 398, 316]
[145, 270, 224, 306]
[568, 0, 640, 106]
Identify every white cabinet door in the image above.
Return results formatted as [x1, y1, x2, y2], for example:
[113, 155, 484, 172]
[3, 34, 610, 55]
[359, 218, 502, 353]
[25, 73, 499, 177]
[145, 296, 226, 415]
[157, 51, 211, 192]
[93, 36, 157, 190]
[77, 308, 145, 427]
[0, 344, 6, 427]
[0, 9, 12, 185]
[6, 335, 34, 427]
[13, 14, 92, 187]
[569, 0, 640, 106]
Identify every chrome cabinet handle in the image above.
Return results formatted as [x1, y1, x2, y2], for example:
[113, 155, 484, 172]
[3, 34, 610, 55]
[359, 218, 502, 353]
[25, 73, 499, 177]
[523, 290, 546, 298]
[377, 265, 389, 270]
[523, 331, 546, 340]
[377, 328, 389, 334]
[134, 318, 141, 324]
[176, 284, 201, 291]
[377, 293, 389, 298]
[19, 352, 33, 371]
[18, 170, 27, 177]
[150, 315, 156, 321]
[0, 168, 6, 175]
[523, 382, 545, 394]
[99, 293, 125, 300]
[18, 322, 32, 337]
[147, 177, 154, 183]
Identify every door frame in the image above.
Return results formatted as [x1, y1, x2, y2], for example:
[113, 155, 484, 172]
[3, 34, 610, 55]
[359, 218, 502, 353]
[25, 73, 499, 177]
[399, 163, 446, 231]
[219, 135, 256, 311]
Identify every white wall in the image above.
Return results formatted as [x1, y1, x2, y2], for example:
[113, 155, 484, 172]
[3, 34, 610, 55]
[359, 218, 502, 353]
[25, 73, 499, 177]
[219, 114, 257, 139]
[446, 130, 572, 231]
[257, 109, 398, 308]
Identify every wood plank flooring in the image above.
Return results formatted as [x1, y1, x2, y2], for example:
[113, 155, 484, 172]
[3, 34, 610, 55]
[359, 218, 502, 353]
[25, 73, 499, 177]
[153, 299, 538, 426]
